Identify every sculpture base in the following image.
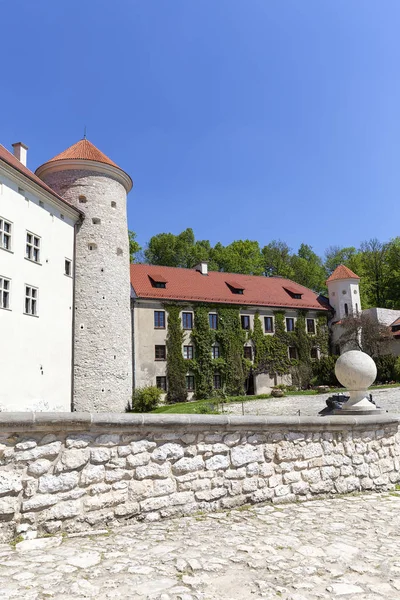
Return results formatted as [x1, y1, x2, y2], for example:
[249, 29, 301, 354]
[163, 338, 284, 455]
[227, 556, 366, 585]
[333, 408, 386, 415]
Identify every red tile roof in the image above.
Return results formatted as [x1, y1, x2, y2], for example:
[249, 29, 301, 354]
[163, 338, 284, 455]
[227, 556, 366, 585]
[326, 264, 360, 283]
[0, 144, 81, 214]
[44, 139, 120, 169]
[130, 264, 330, 311]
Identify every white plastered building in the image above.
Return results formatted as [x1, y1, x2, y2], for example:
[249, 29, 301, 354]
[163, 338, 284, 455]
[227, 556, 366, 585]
[0, 143, 81, 411]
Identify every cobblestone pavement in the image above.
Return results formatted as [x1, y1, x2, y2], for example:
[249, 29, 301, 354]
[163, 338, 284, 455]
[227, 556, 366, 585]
[1, 493, 400, 599]
[226, 387, 400, 416]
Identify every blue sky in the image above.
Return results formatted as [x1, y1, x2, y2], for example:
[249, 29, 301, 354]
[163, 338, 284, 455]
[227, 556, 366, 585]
[1, 1, 399, 258]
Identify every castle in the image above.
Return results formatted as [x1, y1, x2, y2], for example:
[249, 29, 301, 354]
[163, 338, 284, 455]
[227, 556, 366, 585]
[2, 137, 399, 413]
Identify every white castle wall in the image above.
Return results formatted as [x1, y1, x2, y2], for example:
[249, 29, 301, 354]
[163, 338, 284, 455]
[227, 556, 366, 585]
[40, 169, 132, 412]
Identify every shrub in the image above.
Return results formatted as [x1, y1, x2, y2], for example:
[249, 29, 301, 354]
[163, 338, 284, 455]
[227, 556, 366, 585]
[375, 354, 396, 383]
[312, 356, 340, 387]
[394, 357, 400, 382]
[131, 386, 162, 412]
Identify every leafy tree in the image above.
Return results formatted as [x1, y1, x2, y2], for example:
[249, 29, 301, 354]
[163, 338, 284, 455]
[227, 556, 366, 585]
[359, 239, 388, 308]
[128, 231, 142, 263]
[338, 313, 392, 357]
[290, 244, 326, 293]
[324, 245, 359, 275]
[212, 240, 264, 275]
[262, 240, 294, 278]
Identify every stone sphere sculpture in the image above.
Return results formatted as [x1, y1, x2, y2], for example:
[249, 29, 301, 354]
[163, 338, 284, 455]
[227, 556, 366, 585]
[334, 351, 379, 413]
[335, 350, 377, 390]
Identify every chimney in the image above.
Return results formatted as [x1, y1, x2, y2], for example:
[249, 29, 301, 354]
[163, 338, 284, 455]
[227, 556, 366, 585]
[12, 142, 28, 167]
[194, 261, 208, 275]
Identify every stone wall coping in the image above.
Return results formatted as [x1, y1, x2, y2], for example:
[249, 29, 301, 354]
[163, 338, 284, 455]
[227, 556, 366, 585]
[0, 412, 399, 432]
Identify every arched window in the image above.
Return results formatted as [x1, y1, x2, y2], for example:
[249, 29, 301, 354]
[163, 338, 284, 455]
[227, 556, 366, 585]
[344, 303, 349, 316]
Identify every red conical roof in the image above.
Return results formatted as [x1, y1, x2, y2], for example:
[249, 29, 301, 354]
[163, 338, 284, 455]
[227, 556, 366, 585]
[326, 264, 360, 283]
[45, 138, 120, 169]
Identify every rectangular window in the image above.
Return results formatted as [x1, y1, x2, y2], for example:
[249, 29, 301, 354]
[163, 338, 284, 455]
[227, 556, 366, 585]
[0, 277, 10, 309]
[0, 218, 12, 251]
[310, 347, 319, 359]
[182, 312, 193, 329]
[209, 313, 218, 330]
[65, 259, 72, 277]
[186, 375, 195, 391]
[25, 285, 38, 316]
[212, 346, 220, 359]
[241, 315, 250, 330]
[306, 319, 316, 334]
[155, 345, 166, 360]
[26, 232, 41, 263]
[264, 316, 274, 333]
[154, 310, 165, 328]
[156, 376, 167, 391]
[288, 346, 297, 359]
[286, 318, 295, 332]
[183, 345, 194, 359]
[244, 346, 253, 360]
[213, 374, 222, 389]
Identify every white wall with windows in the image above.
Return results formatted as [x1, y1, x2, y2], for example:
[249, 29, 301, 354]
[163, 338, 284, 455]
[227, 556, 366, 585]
[0, 163, 79, 411]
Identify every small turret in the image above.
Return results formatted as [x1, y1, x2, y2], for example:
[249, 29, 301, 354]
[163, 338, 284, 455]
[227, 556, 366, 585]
[326, 264, 361, 322]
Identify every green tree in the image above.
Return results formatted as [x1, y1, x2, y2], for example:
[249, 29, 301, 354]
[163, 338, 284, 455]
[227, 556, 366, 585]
[291, 244, 326, 293]
[128, 231, 142, 263]
[165, 305, 187, 403]
[211, 240, 264, 275]
[359, 238, 388, 308]
[262, 240, 294, 278]
[324, 245, 360, 275]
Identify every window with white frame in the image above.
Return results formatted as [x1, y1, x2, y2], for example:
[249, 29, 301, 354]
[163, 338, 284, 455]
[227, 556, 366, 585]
[65, 259, 72, 276]
[26, 232, 41, 263]
[0, 218, 12, 251]
[25, 285, 38, 316]
[0, 277, 10, 309]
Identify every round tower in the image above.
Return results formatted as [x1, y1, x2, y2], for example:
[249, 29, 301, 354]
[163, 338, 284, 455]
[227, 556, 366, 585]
[326, 264, 361, 321]
[36, 138, 133, 412]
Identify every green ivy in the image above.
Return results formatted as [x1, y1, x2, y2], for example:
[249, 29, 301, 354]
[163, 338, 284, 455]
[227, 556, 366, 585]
[191, 305, 215, 399]
[294, 311, 312, 363]
[315, 314, 329, 355]
[165, 304, 187, 404]
[215, 307, 248, 395]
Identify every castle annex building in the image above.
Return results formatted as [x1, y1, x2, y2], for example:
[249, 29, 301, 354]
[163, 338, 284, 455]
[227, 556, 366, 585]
[0, 138, 132, 412]
[130, 262, 330, 397]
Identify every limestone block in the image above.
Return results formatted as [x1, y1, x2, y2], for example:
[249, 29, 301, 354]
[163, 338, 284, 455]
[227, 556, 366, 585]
[112, 481, 128, 491]
[170, 491, 195, 506]
[230, 445, 263, 467]
[130, 440, 157, 454]
[230, 480, 243, 495]
[301, 469, 321, 484]
[66, 434, 93, 449]
[283, 471, 301, 484]
[268, 475, 283, 488]
[302, 443, 323, 460]
[140, 495, 172, 512]
[84, 490, 126, 512]
[291, 481, 309, 495]
[105, 469, 130, 483]
[136, 463, 171, 480]
[334, 478, 349, 494]
[90, 483, 111, 495]
[90, 448, 111, 464]
[259, 463, 274, 478]
[276, 443, 297, 462]
[204, 433, 223, 443]
[27, 459, 52, 477]
[0, 472, 22, 495]
[264, 445, 275, 461]
[246, 462, 259, 476]
[0, 498, 17, 519]
[172, 456, 204, 475]
[180, 434, 197, 444]
[23, 478, 38, 498]
[22, 494, 58, 512]
[345, 476, 361, 492]
[310, 480, 333, 494]
[94, 434, 121, 447]
[354, 463, 369, 478]
[117, 446, 132, 457]
[320, 466, 339, 481]
[275, 484, 291, 497]
[15, 442, 62, 462]
[360, 477, 373, 489]
[184, 445, 197, 457]
[287, 432, 305, 443]
[242, 478, 258, 493]
[280, 461, 295, 473]
[247, 433, 267, 444]
[56, 449, 89, 471]
[128, 479, 154, 500]
[126, 452, 151, 468]
[251, 488, 274, 503]
[369, 464, 381, 479]
[374, 475, 389, 486]
[153, 479, 177, 497]
[340, 465, 354, 477]
[152, 443, 184, 462]
[81, 465, 105, 486]
[225, 468, 246, 479]
[365, 451, 379, 464]
[205, 455, 230, 471]
[114, 501, 140, 517]
[195, 487, 227, 501]
[223, 433, 241, 447]
[380, 458, 394, 473]
[39, 472, 80, 494]
[15, 440, 37, 451]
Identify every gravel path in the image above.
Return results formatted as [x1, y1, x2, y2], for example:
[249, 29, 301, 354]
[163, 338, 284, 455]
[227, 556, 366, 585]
[1, 493, 400, 599]
[226, 387, 400, 416]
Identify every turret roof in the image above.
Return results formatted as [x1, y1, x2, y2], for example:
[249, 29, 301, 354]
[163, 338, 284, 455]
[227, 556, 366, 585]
[43, 138, 120, 169]
[326, 264, 360, 283]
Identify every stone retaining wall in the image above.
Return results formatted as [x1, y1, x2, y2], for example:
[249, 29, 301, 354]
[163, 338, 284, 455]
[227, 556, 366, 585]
[0, 413, 399, 542]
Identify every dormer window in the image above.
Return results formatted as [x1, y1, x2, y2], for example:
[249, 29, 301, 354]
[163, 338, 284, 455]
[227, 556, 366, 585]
[149, 274, 167, 289]
[284, 286, 303, 300]
[226, 281, 244, 295]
